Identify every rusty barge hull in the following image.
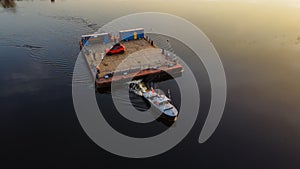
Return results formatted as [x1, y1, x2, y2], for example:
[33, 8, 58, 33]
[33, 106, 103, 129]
[95, 64, 183, 88]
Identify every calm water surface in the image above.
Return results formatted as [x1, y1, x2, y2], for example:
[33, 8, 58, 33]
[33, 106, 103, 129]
[0, 0, 300, 168]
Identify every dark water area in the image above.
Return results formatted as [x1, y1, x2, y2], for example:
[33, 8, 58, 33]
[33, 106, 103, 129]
[1, 0, 300, 169]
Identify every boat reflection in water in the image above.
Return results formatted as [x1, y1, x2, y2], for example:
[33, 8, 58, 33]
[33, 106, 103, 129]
[96, 72, 182, 126]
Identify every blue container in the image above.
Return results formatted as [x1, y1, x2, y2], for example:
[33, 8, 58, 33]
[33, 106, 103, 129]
[81, 33, 110, 46]
[119, 28, 144, 41]
[81, 37, 90, 46]
[103, 35, 110, 44]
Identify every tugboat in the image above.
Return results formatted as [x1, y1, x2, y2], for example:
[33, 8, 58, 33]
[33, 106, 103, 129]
[129, 80, 178, 121]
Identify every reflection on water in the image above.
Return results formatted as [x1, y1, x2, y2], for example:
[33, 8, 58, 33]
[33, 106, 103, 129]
[1, 0, 300, 168]
[1, 0, 15, 8]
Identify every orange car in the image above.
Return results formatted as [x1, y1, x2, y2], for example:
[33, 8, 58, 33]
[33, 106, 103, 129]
[106, 43, 125, 55]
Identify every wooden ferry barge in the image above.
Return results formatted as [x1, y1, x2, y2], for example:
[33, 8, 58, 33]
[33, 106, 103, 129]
[80, 28, 183, 88]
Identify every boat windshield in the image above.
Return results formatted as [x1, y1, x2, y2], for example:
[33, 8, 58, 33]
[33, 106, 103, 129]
[164, 106, 173, 111]
[159, 101, 169, 105]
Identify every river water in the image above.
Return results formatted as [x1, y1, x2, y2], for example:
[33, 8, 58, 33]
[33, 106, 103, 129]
[1, 0, 300, 168]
